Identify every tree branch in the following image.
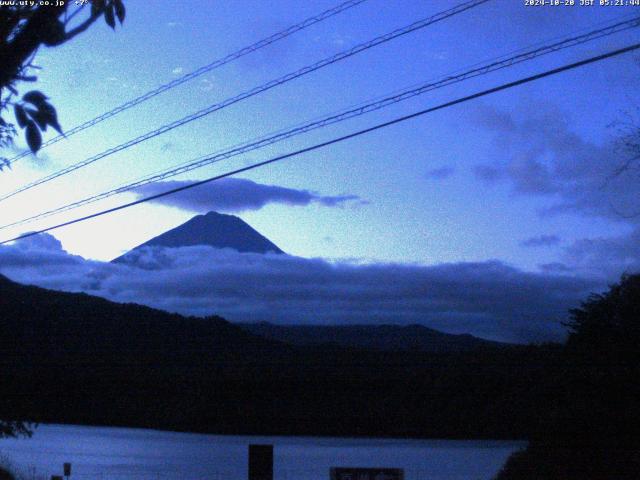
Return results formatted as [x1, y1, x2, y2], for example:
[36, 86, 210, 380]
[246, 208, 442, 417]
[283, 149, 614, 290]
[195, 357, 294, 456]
[0, 6, 61, 87]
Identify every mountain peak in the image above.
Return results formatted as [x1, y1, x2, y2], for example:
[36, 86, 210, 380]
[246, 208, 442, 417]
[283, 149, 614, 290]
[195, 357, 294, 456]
[114, 211, 284, 262]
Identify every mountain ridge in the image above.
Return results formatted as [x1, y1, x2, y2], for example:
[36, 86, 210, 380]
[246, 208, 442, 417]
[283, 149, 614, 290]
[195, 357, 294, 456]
[0, 273, 552, 439]
[238, 321, 508, 352]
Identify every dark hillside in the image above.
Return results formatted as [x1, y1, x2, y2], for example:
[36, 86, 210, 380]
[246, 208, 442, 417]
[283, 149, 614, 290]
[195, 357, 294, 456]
[0, 274, 558, 439]
[0, 274, 279, 365]
[239, 322, 508, 353]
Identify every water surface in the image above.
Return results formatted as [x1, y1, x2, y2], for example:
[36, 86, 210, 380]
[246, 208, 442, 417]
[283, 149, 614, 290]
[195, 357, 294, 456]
[0, 424, 524, 480]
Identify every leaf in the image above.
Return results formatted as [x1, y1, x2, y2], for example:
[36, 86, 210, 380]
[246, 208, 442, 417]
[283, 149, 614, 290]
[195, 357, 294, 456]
[25, 121, 42, 153]
[23, 90, 48, 107]
[14, 105, 28, 128]
[7, 85, 18, 95]
[40, 102, 63, 135]
[114, 0, 125, 23]
[26, 108, 47, 131]
[42, 20, 66, 46]
[105, 5, 116, 29]
[91, 0, 103, 17]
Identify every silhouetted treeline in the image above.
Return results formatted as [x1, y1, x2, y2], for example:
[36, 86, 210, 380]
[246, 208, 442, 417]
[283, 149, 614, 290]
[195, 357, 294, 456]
[495, 274, 640, 480]
[0, 274, 560, 439]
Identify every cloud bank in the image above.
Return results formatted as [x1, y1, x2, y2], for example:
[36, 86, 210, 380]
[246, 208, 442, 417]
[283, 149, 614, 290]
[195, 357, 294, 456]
[0, 234, 603, 344]
[132, 178, 362, 213]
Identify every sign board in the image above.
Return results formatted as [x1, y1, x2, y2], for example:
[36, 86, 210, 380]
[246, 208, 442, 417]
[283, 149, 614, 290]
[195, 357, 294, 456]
[63, 463, 71, 476]
[249, 444, 273, 480]
[331, 468, 404, 480]
[51, 476, 63, 480]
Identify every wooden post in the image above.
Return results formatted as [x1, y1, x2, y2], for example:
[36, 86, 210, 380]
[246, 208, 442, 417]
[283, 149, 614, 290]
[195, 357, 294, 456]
[249, 444, 273, 480]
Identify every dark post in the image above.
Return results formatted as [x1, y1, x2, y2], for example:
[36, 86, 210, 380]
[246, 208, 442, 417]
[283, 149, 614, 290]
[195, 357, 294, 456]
[63, 463, 71, 478]
[248, 444, 273, 480]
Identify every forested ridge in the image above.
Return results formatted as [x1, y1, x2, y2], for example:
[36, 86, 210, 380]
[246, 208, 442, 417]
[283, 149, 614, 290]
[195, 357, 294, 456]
[0, 274, 558, 439]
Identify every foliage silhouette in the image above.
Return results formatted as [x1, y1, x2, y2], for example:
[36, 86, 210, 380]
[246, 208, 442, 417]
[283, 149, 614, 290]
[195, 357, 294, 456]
[0, 0, 125, 164]
[0, 0, 125, 435]
[496, 273, 640, 480]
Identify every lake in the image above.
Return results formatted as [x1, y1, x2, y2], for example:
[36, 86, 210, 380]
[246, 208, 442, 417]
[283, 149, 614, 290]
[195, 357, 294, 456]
[0, 425, 525, 480]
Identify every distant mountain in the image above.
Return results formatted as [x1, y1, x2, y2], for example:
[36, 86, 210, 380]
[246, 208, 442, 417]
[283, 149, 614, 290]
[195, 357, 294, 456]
[238, 322, 507, 353]
[113, 211, 283, 262]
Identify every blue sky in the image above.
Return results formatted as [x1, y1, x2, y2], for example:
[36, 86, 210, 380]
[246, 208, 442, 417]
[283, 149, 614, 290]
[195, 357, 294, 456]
[0, 0, 639, 341]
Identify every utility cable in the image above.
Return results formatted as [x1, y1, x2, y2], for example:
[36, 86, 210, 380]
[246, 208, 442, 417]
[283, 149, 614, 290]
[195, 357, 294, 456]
[3, 15, 638, 231]
[2, 42, 637, 245]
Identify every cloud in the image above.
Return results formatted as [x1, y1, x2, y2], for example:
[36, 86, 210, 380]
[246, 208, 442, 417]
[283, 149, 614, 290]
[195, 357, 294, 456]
[473, 105, 640, 278]
[160, 142, 176, 152]
[520, 235, 561, 248]
[15, 232, 66, 252]
[473, 164, 502, 182]
[0, 234, 99, 291]
[472, 105, 640, 223]
[200, 78, 215, 92]
[131, 178, 362, 213]
[329, 33, 350, 47]
[0, 235, 604, 343]
[425, 166, 455, 180]
[549, 226, 640, 281]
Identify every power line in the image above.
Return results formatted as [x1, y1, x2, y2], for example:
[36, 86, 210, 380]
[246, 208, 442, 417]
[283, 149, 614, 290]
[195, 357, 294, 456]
[3, 42, 638, 246]
[0, 0, 490, 204]
[3, 15, 638, 231]
[4, 0, 371, 167]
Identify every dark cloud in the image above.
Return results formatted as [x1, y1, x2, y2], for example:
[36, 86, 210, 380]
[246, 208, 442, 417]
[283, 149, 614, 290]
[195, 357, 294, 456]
[538, 262, 575, 275]
[131, 178, 362, 213]
[473, 164, 502, 182]
[472, 105, 640, 223]
[472, 105, 516, 133]
[425, 166, 455, 180]
[520, 235, 561, 248]
[473, 105, 640, 279]
[0, 236, 604, 343]
[554, 226, 640, 280]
